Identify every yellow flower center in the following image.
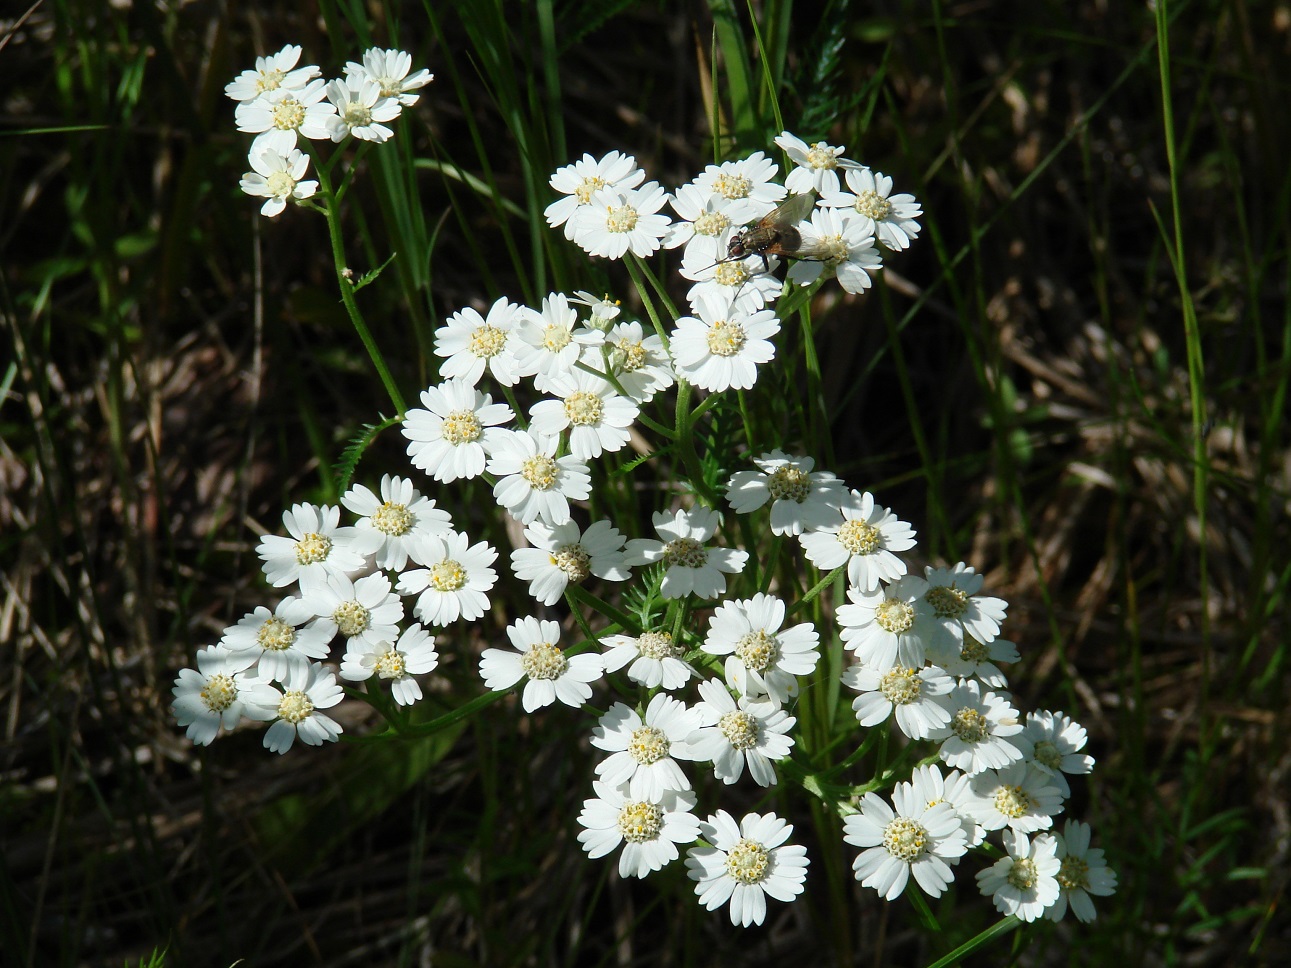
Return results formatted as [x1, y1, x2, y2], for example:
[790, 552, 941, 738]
[341, 101, 373, 128]
[1007, 856, 1039, 890]
[876, 598, 915, 634]
[1057, 855, 1090, 891]
[371, 501, 412, 536]
[520, 641, 567, 680]
[605, 203, 639, 233]
[837, 519, 880, 555]
[767, 465, 810, 502]
[270, 95, 306, 131]
[883, 817, 929, 862]
[277, 689, 315, 725]
[1033, 740, 1062, 771]
[265, 170, 296, 198]
[374, 648, 408, 680]
[692, 210, 732, 237]
[714, 262, 751, 286]
[806, 143, 838, 170]
[854, 189, 893, 221]
[441, 409, 483, 446]
[469, 324, 508, 358]
[564, 390, 603, 426]
[574, 175, 606, 203]
[617, 801, 663, 843]
[735, 630, 780, 674]
[662, 536, 706, 568]
[257, 617, 296, 652]
[628, 725, 670, 765]
[952, 707, 989, 744]
[878, 667, 922, 705]
[636, 631, 679, 660]
[200, 673, 237, 713]
[333, 600, 371, 638]
[718, 710, 758, 750]
[541, 323, 572, 352]
[725, 839, 770, 884]
[993, 784, 1032, 819]
[613, 337, 647, 372]
[429, 559, 467, 592]
[960, 636, 990, 663]
[706, 319, 747, 358]
[926, 585, 969, 619]
[521, 454, 559, 491]
[256, 69, 286, 94]
[295, 532, 332, 565]
[551, 544, 591, 583]
[712, 172, 752, 200]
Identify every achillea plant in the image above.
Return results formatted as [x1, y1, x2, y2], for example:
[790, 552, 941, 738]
[173, 42, 1117, 941]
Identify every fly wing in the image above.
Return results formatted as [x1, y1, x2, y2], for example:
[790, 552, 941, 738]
[766, 192, 817, 228]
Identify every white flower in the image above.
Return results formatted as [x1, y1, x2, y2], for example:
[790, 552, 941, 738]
[927, 680, 1029, 775]
[680, 243, 783, 314]
[725, 450, 846, 536]
[340, 474, 453, 572]
[528, 366, 639, 461]
[512, 292, 605, 392]
[1046, 820, 1117, 923]
[487, 430, 590, 527]
[702, 592, 819, 706]
[577, 780, 700, 879]
[225, 44, 320, 102]
[686, 678, 794, 786]
[339, 623, 439, 706]
[433, 296, 525, 387]
[545, 151, 644, 239]
[401, 378, 514, 483]
[843, 786, 968, 900]
[907, 763, 986, 848]
[592, 693, 702, 800]
[774, 131, 864, 196]
[822, 167, 922, 251]
[686, 810, 809, 926]
[785, 206, 883, 294]
[396, 531, 498, 625]
[235, 81, 335, 150]
[171, 645, 276, 746]
[843, 661, 953, 740]
[966, 762, 1065, 834]
[938, 634, 1019, 688]
[256, 502, 365, 591]
[836, 575, 931, 670]
[510, 519, 630, 605]
[344, 47, 432, 106]
[478, 616, 604, 712]
[247, 661, 346, 754]
[220, 597, 332, 682]
[670, 291, 780, 393]
[668, 182, 758, 263]
[323, 75, 402, 143]
[976, 829, 1061, 922]
[917, 562, 1008, 660]
[299, 571, 403, 651]
[798, 489, 916, 592]
[239, 147, 317, 217]
[600, 319, 675, 404]
[572, 183, 675, 259]
[623, 507, 749, 600]
[600, 630, 695, 690]
[1022, 710, 1094, 797]
[569, 290, 623, 330]
[693, 151, 786, 216]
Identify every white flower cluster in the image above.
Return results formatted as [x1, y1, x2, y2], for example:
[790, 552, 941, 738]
[174, 125, 1116, 930]
[225, 45, 432, 217]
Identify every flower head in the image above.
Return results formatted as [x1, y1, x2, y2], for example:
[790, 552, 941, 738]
[1021, 710, 1094, 797]
[917, 562, 1008, 661]
[600, 319, 675, 404]
[571, 183, 675, 259]
[545, 152, 645, 239]
[235, 80, 334, 150]
[836, 574, 931, 670]
[512, 292, 605, 392]
[1046, 820, 1118, 923]
[324, 75, 402, 143]
[171, 645, 276, 746]
[299, 571, 403, 651]
[339, 623, 440, 706]
[843, 661, 953, 740]
[256, 503, 364, 591]
[774, 131, 864, 196]
[623, 507, 749, 600]
[966, 761, 1065, 834]
[344, 47, 432, 106]
[686, 810, 809, 926]
[528, 366, 640, 460]
[976, 830, 1061, 922]
[577, 780, 700, 879]
[402, 379, 514, 483]
[702, 592, 819, 706]
[592, 693, 702, 800]
[686, 678, 795, 786]
[822, 167, 922, 251]
[487, 429, 591, 527]
[239, 147, 317, 217]
[785, 206, 883, 294]
[799, 489, 916, 592]
[433, 297, 525, 387]
[340, 474, 453, 572]
[510, 519, 630, 605]
[219, 597, 332, 682]
[843, 785, 968, 900]
[478, 616, 604, 712]
[396, 531, 498, 626]
[928, 680, 1030, 775]
[669, 292, 780, 393]
[246, 660, 345, 754]
[225, 45, 320, 102]
[600, 629, 696, 691]
[725, 450, 847, 536]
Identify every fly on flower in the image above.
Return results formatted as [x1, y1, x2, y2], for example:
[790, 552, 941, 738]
[718, 192, 826, 274]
